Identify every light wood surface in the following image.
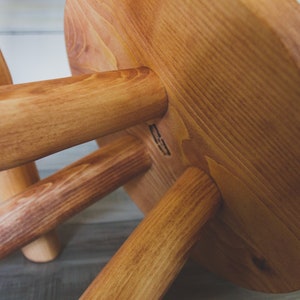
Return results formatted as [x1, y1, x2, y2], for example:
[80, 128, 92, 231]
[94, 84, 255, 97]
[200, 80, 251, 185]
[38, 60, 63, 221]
[0, 50, 61, 262]
[81, 167, 220, 299]
[65, 0, 300, 293]
[0, 136, 151, 259]
[0, 67, 167, 170]
[0, 51, 12, 84]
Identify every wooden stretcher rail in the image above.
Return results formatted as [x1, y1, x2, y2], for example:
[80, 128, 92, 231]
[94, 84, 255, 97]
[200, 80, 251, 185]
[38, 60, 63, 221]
[0, 67, 167, 170]
[0, 136, 151, 259]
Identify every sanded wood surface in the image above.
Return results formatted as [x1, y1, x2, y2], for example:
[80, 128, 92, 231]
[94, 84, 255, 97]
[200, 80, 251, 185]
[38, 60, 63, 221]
[0, 51, 12, 84]
[65, 0, 300, 292]
[81, 168, 220, 299]
[0, 50, 61, 262]
[0, 67, 167, 170]
[0, 136, 151, 259]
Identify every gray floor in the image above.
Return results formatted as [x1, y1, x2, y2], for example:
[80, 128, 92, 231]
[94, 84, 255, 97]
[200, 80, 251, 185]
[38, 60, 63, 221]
[0, 1, 300, 299]
[1, 221, 299, 300]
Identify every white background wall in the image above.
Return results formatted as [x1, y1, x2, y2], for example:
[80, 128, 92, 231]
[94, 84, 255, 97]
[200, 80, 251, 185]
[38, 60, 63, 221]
[0, 0, 69, 83]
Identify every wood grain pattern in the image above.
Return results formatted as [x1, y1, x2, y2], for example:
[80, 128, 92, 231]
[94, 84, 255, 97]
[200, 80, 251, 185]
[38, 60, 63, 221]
[0, 135, 151, 259]
[0, 67, 167, 170]
[0, 51, 12, 84]
[0, 50, 61, 262]
[65, 0, 300, 292]
[80, 168, 220, 300]
[0, 164, 61, 263]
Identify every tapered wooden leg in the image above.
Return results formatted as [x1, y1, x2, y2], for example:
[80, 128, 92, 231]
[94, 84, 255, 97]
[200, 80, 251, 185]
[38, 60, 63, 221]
[0, 135, 151, 259]
[0, 67, 167, 170]
[80, 167, 221, 300]
[0, 51, 60, 262]
[21, 228, 61, 262]
[0, 51, 11, 84]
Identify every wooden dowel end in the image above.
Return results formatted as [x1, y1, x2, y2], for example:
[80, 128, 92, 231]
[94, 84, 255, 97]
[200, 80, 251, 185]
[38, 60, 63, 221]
[21, 230, 61, 263]
[81, 167, 221, 300]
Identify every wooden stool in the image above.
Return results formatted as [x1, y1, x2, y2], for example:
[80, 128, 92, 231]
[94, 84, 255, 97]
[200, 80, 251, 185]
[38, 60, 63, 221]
[0, 0, 299, 298]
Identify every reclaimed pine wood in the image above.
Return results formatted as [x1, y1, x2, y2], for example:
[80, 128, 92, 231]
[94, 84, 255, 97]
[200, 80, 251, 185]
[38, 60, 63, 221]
[65, 0, 300, 293]
[81, 168, 221, 300]
[0, 67, 167, 170]
[0, 136, 151, 259]
[0, 50, 61, 262]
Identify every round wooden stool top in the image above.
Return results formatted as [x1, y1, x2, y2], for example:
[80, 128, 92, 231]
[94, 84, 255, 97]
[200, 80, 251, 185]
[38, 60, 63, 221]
[64, 0, 300, 293]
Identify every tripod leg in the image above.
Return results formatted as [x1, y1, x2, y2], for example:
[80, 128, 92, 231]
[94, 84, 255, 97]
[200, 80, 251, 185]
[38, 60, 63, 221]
[81, 167, 221, 300]
[0, 51, 61, 262]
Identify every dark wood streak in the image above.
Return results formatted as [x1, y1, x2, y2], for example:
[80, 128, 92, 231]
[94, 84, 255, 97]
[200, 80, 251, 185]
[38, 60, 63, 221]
[0, 135, 151, 259]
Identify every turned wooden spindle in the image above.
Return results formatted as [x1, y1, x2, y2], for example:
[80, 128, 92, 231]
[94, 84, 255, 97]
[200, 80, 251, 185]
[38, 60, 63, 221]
[81, 167, 221, 300]
[0, 51, 61, 262]
[0, 67, 167, 170]
[0, 136, 151, 259]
